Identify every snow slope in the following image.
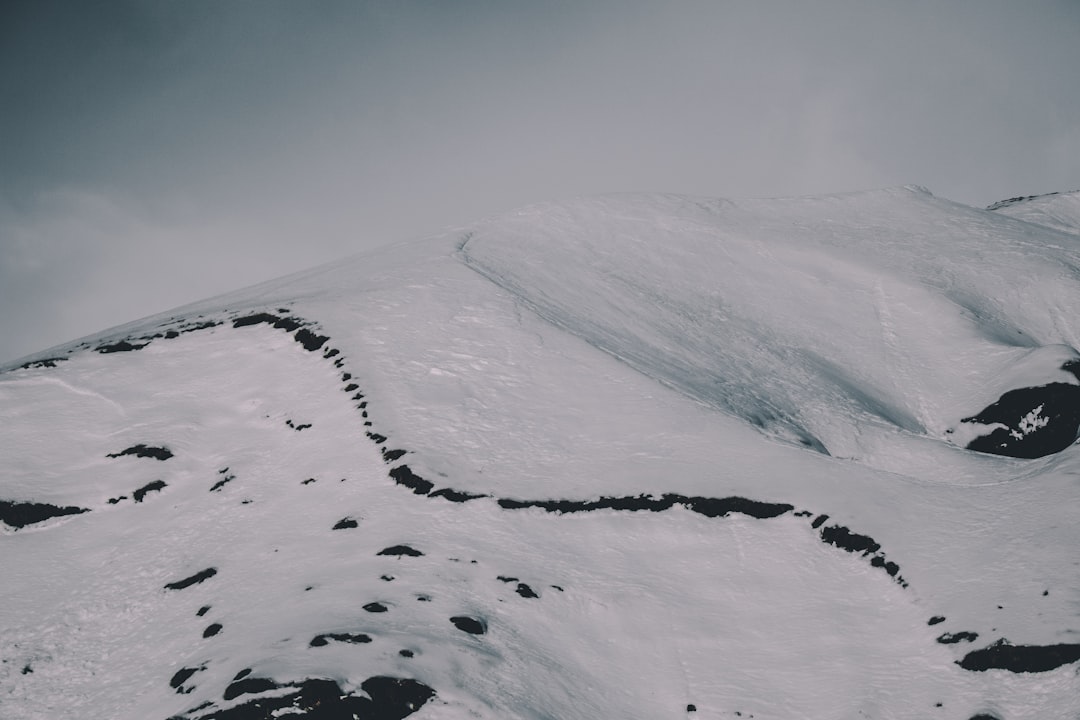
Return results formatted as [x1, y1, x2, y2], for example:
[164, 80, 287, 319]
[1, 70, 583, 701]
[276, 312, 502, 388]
[3, 187, 1080, 720]
[988, 190, 1080, 236]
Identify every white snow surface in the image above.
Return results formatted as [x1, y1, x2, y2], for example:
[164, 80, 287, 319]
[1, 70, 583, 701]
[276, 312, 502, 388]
[2, 187, 1080, 719]
[989, 189, 1080, 236]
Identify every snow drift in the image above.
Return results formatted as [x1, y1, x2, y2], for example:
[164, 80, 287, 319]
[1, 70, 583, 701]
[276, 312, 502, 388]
[2, 187, 1080, 719]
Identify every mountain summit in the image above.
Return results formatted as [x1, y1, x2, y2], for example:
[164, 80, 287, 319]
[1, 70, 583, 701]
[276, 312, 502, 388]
[3, 188, 1080, 719]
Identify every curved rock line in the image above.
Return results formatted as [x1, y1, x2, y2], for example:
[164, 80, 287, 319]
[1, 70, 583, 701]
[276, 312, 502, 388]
[15, 306, 1080, 681]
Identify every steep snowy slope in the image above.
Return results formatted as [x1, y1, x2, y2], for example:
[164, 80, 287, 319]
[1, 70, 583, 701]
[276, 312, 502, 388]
[3, 187, 1080, 720]
[989, 190, 1080, 236]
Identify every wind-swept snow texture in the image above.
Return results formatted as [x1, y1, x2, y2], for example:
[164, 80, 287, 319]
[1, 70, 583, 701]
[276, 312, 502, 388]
[3, 186, 1080, 719]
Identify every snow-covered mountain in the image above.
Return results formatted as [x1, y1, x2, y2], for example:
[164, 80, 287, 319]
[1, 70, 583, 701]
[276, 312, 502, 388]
[3, 187, 1080, 720]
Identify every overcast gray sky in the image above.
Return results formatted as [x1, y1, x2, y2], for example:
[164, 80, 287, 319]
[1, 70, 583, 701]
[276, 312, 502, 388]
[2, 0, 1079, 363]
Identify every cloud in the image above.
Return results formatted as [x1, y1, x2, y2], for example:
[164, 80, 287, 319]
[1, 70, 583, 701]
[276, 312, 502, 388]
[1, 0, 1078, 361]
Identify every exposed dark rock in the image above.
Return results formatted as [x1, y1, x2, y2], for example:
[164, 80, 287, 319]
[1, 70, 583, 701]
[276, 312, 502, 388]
[232, 313, 281, 329]
[309, 632, 372, 647]
[96, 340, 148, 353]
[496, 493, 792, 519]
[811, 514, 829, 529]
[333, 517, 359, 530]
[430, 488, 489, 503]
[170, 666, 203, 691]
[449, 616, 486, 635]
[107, 496, 126, 504]
[133, 480, 167, 502]
[496, 576, 519, 583]
[273, 317, 302, 332]
[383, 449, 407, 463]
[962, 382, 1080, 458]
[378, 545, 424, 557]
[203, 623, 223, 638]
[937, 631, 978, 644]
[818, 524, 880, 555]
[197, 605, 211, 616]
[210, 474, 235, 492]
[928, 616, 946, 626]
[0, 500, 89, 528]
[294, 329, 328, 351]
[515, 583, 538, 599]
[687, 705, 697, 712]
[367, 432, 388, 444]
[223, 676, 278, 701]
[399, 649, 414, 658]
[107, 444, 173, 461]
[364, 602, 389, 613]
[958, 639, 1080, 672]
[344, 383, 359, 392]
[19, 357, 67, 369]
[164, 567, 218, 590]
[389, 466, 433, 495]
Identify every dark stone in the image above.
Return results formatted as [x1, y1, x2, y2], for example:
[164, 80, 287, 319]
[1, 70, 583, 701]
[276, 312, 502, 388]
[496, 493, 792, 519]
[19, 357, 67, 369]
[811, 514, 829, 529]
[937, 631, 978, 644]
[383, 449, 407, 463]
[164, 330, 180, 339]
[294, 329, 328, 351]
[333, 517, 359, 530]
[389, 466, 433, 495]
[378, 545, 424, 557]
[309, 632, 372, 647]
[0, 500, 89, 528]
[429, 488, 488, 503]
[232, 313, 280, 328]
[364, 602, 389, 613]
[107, 496, 125, 504]
[197, 605, 211, 616]
[272, 317, 302, 332]
[210, 475, 235, 492]
[367, 432, 388, 444]
[958, 639, 1080, 672]
[449, 616, 486, 635]
[133, 480, 167, 502]
[344, 383, 359, 392]
[496, 576, 519, 583]
[223, 676, 278, 701]
[164, 567, 217, 590]
[687, 705, 697, 712]
[170, 666, 202, 690]
[399, 649, 414, 658]
[96, 340, 148, 353]
[928, 616, 946, 626]
[107, 444, 173, 461]
[203, 623, 223, 638]
[818, 525, 881, 555]
[962, 382, 1080, 458]
[515, 583, 538, 599]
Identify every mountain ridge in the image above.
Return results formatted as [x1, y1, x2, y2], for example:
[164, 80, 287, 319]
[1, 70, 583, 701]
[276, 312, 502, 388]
[4, 187, 1080, 719]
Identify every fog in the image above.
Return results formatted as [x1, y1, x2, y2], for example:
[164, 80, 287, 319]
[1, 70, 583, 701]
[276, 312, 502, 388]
[2, 0, 1078, 362]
